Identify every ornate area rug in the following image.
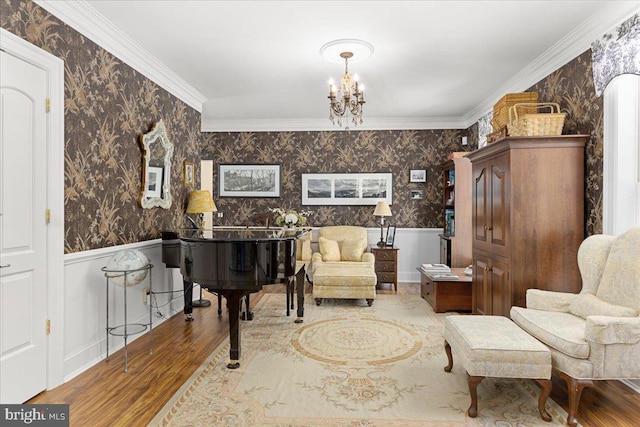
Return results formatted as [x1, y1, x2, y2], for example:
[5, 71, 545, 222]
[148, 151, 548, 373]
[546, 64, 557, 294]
[149, 294, 571, 426]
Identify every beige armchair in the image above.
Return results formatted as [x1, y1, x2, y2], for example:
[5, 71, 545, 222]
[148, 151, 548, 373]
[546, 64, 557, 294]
[311, 226, 377, 306]
[510, 227, 640, 427]
[295, 230, 312, 276]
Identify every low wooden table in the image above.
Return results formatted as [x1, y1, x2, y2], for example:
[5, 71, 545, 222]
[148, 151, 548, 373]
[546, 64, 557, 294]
[420, 267, 471, 313]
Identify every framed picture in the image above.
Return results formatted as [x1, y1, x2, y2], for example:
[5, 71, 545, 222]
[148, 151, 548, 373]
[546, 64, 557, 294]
[410, 169, 426, 182]
[146, 166, 163, 198]
[183, 161, 194, 187]
[301, 173, 392, 205]
[218, 164, 281, 197]
[410, 189, 424, 200]
[385, 225, 396, 247]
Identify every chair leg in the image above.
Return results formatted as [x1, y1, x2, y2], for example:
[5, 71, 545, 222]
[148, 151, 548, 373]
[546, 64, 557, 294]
[443, 340, 453, 372]
[556, 369, 593, 427]
[466, 373, 484, 418]
[535, 379, 552, 422]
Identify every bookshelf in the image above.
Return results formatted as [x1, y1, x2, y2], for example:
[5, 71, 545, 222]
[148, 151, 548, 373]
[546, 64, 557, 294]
[440, 152, 472, 267]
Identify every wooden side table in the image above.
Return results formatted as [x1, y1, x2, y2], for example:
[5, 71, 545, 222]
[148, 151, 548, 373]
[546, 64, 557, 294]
[420, 267, 472, 313]
[371, 246, 398, 292]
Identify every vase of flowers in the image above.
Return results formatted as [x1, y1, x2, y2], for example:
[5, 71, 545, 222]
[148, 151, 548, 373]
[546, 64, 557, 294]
[269, 207, 312, 228]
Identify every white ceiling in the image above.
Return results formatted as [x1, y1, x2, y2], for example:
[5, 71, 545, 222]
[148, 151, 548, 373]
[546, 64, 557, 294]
[41, 1, 639, 131]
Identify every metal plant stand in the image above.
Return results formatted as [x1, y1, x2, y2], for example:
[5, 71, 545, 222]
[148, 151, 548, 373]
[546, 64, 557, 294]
[102, 263, 153, 372]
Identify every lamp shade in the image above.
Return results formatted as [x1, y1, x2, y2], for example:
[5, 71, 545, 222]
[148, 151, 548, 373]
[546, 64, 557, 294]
[373, 201, 391, 217]
[186, 190, 217, 213]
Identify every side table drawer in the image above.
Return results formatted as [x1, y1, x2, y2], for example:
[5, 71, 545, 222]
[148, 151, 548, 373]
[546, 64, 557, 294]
[374, 250, 396, 261]
[377, 272, 396, 283]
[376, 261, 396, 272]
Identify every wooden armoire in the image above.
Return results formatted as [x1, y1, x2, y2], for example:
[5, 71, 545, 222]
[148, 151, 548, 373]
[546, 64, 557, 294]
[466, 135, 588, 317]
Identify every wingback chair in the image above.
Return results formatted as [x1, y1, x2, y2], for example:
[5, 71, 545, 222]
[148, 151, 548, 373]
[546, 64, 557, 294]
[311, 226, 377, 306]
[510, 227, 640, 427]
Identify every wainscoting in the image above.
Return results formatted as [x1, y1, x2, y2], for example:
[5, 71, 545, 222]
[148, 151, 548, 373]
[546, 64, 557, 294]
[60, 228, 442, 381]
[377, 228, 442, 282]
[62, 240, 185, 381]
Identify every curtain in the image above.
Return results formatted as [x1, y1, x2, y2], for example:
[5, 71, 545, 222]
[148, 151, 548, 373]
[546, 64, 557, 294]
[591, 13, 640, 97]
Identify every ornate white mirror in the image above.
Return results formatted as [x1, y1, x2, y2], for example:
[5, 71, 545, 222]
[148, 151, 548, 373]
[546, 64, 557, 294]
[139, 120, 173, 209]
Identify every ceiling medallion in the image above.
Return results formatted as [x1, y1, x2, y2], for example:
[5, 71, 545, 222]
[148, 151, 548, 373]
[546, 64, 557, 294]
[320, 39, 373, 129]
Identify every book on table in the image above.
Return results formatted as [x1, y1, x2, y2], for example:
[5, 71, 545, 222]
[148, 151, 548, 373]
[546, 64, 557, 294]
[427, 272, 460, 280]
[421, 263, 450, 270]
[421, 263, 451, 274]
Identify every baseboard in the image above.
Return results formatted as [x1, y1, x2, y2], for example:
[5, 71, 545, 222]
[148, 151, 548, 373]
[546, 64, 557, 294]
[59, 230, 439, 382]
[61, 240, 181, 382]
[63, 309, 175, 382]
[621, 379, 640, 394]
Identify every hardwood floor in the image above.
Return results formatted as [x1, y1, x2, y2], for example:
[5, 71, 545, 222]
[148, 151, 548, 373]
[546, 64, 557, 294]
[29, 283, 640, 427]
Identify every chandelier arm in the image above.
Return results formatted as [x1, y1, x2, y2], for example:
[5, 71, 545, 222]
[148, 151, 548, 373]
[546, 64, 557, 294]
[348, 98, 363, 115]
[330, 99, 348, 116]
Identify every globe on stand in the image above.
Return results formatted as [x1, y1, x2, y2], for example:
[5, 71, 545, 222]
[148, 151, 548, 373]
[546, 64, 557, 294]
[105, 249, 150, 287]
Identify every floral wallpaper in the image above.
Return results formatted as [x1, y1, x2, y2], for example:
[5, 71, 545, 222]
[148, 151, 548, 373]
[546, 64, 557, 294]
[202, 131, 472, 228]
[526, 50, 603, 236]
[207, 50, 605, 235]
[473, 51, 605, 236]
[591, 13, 639, 96]
[2, 0, 620, 252]
[1, 0, 203, 253]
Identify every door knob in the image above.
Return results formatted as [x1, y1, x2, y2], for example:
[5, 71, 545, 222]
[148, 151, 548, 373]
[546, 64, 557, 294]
[0, 264, 10, 268]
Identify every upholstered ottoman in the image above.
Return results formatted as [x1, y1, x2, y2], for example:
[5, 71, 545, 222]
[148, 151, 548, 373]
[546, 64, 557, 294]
[443, 315, 552, 421]
[313, 265, 377, 306]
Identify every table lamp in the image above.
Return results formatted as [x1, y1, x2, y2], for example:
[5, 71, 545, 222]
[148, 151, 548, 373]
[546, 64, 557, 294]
[185, 190, 218, 308]
[373, 201, 392, 247]
[186, 190, 217, 229]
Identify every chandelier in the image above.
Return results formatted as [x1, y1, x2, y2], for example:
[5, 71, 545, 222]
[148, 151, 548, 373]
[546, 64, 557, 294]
[321, 39, 373, 129]
[328, 51, 365, 127]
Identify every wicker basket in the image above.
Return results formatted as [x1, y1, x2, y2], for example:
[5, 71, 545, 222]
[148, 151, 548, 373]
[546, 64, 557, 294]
[507, 103, 566, 136]
[486, 125, 508, 144]
[492, 92, 538, 131]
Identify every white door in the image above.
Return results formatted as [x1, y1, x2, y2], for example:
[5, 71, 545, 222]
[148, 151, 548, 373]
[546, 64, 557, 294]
[0, 50, 48, 403]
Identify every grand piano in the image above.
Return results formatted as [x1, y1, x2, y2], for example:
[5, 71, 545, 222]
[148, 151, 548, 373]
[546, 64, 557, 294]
[162, 227, 308, 368]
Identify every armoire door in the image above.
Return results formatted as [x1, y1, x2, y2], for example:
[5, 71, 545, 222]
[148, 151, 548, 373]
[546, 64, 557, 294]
[472, 254, 491, 315]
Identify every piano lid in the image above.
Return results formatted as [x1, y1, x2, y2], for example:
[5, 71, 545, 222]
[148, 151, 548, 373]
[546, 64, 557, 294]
[176, 227, 309, 242]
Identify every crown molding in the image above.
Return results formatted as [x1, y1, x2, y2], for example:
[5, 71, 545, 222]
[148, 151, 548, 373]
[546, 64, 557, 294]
[463, 2, 640, 128]
[33, 1, 638, 130]
[206, 1, 639, 132]
[33, 0, 206, 113]
[200, 116, 467, 132]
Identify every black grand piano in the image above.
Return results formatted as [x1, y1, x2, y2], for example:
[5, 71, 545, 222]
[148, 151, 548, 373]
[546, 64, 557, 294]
[162, 227, 307, 368]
